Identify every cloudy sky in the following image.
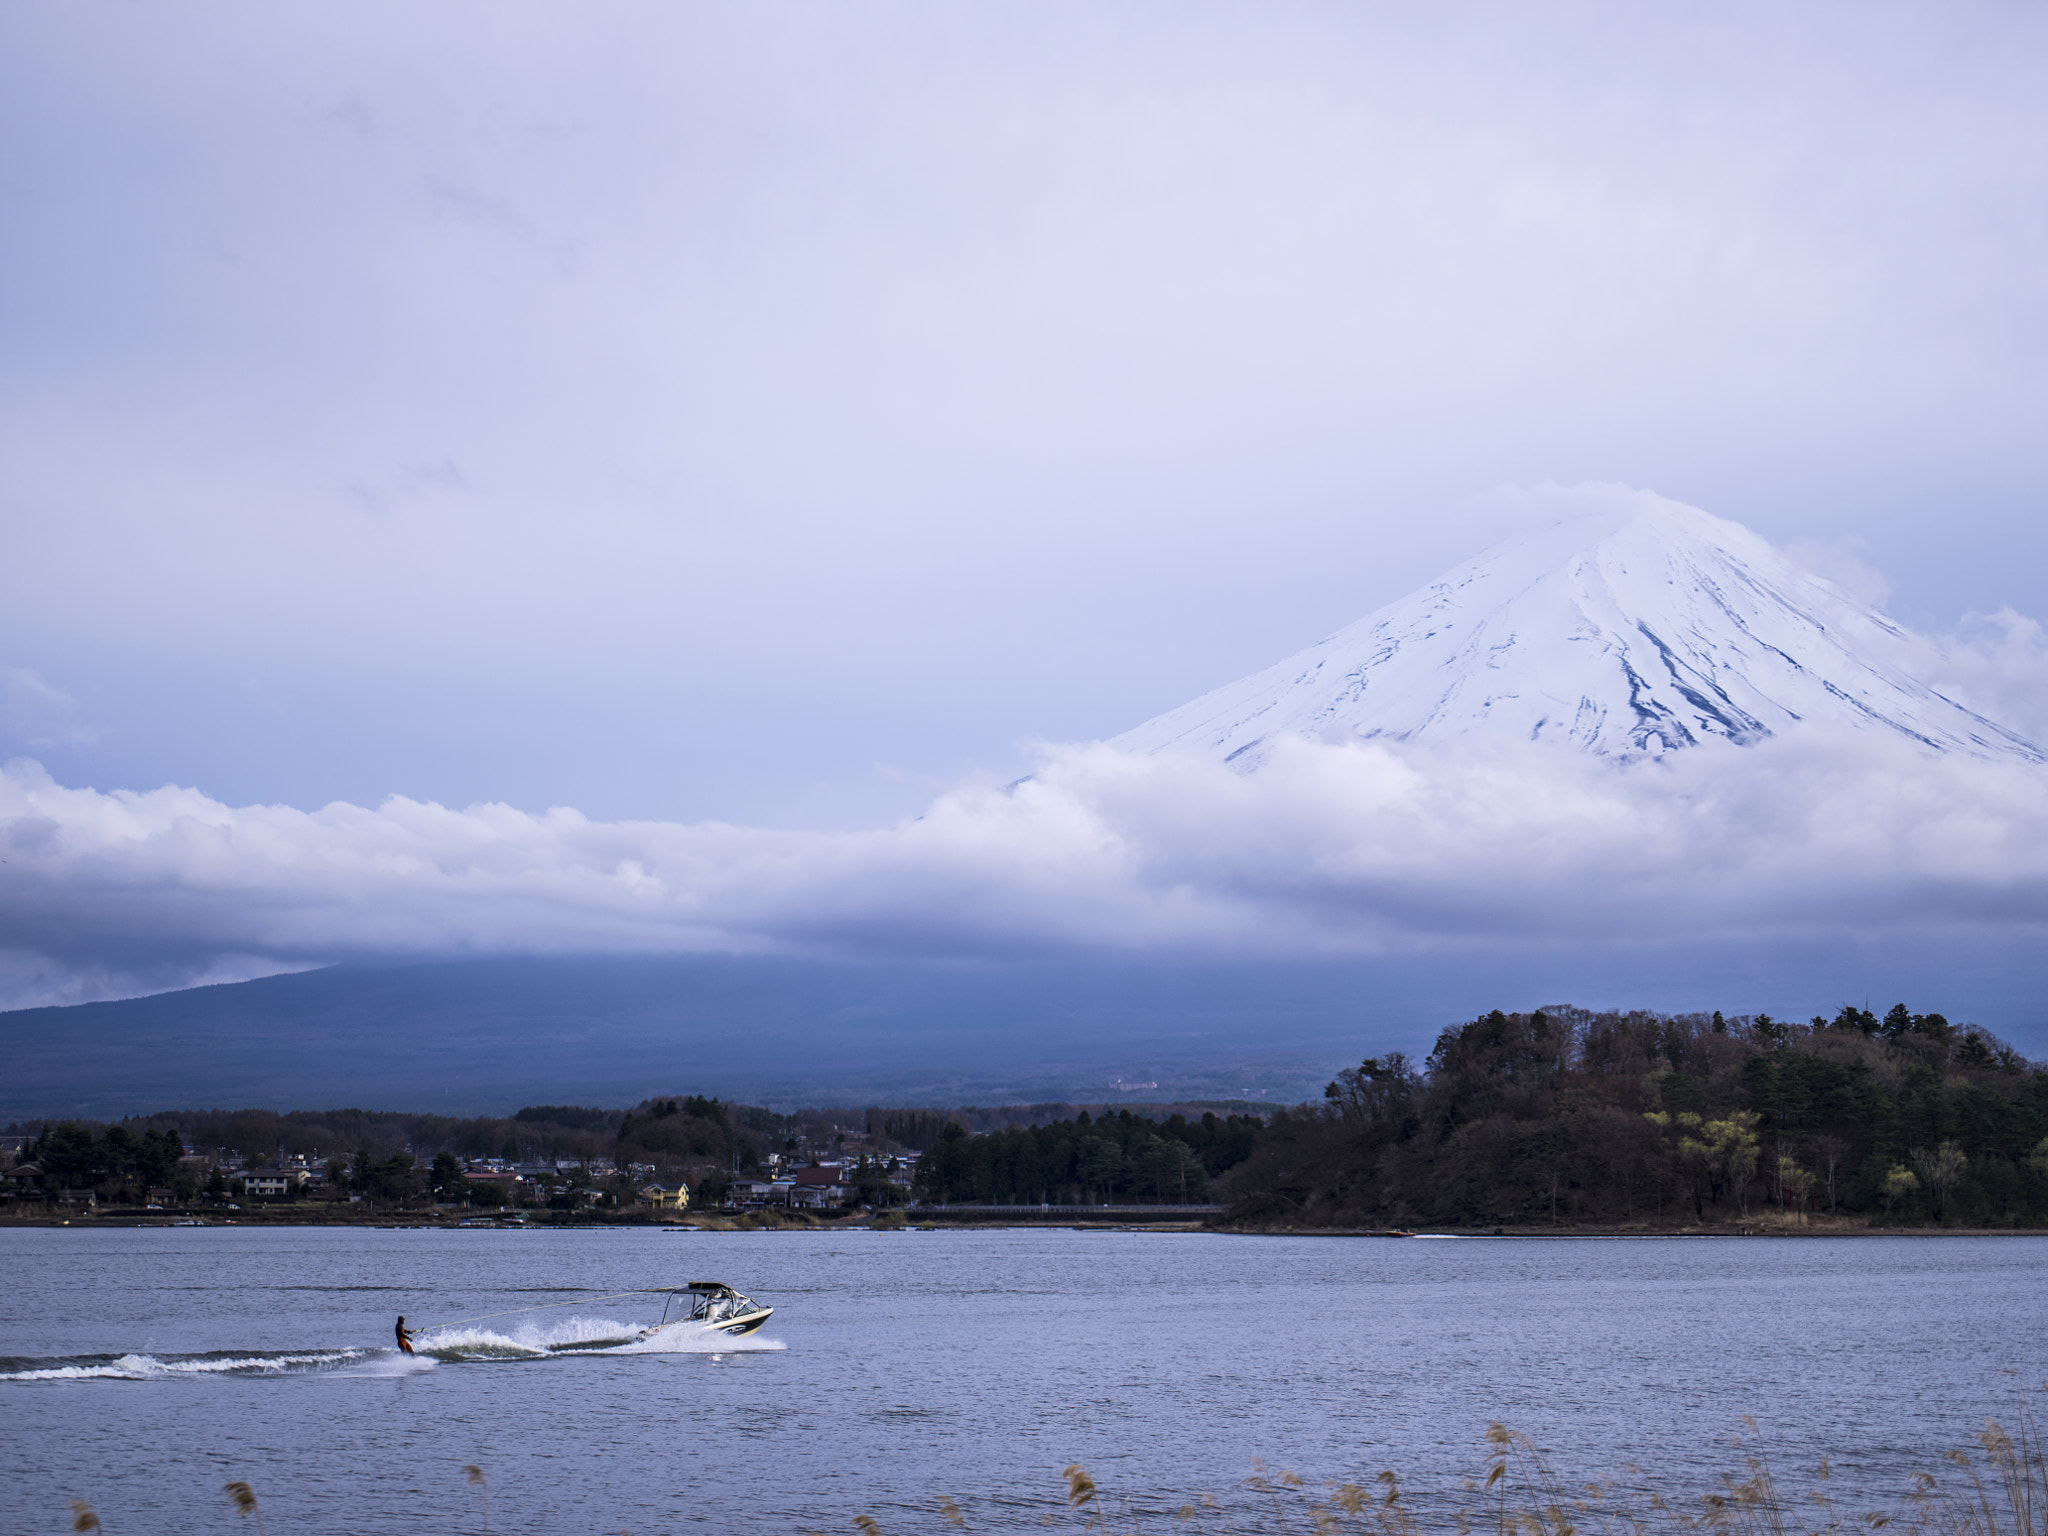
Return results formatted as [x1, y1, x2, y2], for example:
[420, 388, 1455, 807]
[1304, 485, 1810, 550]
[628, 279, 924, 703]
[5, 4, 2048, 1019]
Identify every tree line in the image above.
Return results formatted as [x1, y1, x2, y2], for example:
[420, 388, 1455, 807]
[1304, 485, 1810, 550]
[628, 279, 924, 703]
[914, 1108, 1263, 1204]
[1216, 1004, 2048, 1228]
[5, 1097, 790, 1179]
[18, 1124, 188, 1203]
[21, 1003, 2035, 1226]
[4, 1095, 1271, 1210]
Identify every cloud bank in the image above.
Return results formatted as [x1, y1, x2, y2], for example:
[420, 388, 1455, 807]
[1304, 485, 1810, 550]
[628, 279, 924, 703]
[8, 730, 2048, 1009]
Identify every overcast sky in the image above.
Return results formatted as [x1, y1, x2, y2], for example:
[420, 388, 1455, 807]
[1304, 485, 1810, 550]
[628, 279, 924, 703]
[5, 5, 2048, 1020]
[6, 2, 2048, 826]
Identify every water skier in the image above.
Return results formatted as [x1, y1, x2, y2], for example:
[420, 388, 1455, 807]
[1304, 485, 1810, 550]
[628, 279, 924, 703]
[395, 1316, 415, 1354]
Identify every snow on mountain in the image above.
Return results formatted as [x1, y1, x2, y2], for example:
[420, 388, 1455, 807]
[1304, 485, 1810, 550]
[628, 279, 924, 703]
[1113, 498, 2043, 767]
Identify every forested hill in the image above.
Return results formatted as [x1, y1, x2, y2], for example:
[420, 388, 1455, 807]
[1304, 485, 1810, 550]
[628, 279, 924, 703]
[1216, 1005, 2048, 1228]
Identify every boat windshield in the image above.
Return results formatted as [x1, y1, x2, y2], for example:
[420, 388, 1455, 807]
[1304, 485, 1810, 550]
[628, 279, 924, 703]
[687, 1288, 748, 1321]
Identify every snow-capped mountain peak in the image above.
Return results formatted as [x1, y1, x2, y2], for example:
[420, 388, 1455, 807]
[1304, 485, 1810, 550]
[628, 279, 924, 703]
[1112, 498, 2041, 767]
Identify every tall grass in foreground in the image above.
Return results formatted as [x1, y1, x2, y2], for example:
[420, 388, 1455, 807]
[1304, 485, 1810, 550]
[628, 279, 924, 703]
[56, 1395, 2046, 1535]
[1013, 1399, 2046, 1536]
[224, 1479, 266, 1536]
[463, 1462, 489, 1533]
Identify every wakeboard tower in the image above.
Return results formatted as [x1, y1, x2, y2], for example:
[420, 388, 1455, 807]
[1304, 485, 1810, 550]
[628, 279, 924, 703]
[638, 1281, 773, 1341]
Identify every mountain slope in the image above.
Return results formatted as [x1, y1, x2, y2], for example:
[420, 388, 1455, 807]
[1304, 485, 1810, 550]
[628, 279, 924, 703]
[9, 938, 2047, 1120]
[0, 954, 1409, 1118]
[1114, 500, 2041, 767]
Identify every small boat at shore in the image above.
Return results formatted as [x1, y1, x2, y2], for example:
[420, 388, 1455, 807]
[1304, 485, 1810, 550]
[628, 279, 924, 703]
[638, 1281, 773, 1340]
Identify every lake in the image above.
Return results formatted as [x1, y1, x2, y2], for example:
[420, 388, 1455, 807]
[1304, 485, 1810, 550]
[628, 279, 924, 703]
[4, 1226, 2043, 1533]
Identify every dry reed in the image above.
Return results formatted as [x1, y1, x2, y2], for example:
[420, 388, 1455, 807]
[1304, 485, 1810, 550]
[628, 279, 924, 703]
[1025, 1392, 2047, 1536]
[1070, 1464, 1111, 1533]
[224, 1479, 266, 1536]
[463, 1462, 490, 1533]
[49, 1391, 2046, 1536]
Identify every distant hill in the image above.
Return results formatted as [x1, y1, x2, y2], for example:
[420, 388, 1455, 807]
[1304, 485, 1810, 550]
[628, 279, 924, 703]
[8, 937, 2048, 1123]
[0, 953, 1415, 1120]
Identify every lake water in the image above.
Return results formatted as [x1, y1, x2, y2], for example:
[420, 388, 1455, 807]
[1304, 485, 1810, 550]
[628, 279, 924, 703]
[4, 1227, 2044, 1533]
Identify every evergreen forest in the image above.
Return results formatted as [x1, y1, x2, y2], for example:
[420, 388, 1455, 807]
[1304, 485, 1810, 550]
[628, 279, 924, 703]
[911, 1109, 1264, 1204]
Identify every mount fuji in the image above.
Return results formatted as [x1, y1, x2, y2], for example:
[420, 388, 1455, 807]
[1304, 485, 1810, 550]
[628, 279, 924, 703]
[1114, 498, 2042, 768]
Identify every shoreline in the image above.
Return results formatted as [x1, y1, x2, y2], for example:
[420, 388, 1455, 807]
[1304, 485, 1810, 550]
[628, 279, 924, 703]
[3, 1206, 2043, 1237]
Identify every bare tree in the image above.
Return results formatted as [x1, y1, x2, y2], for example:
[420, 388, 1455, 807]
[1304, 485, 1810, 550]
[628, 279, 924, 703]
[1911, 1140, 1968, 1223]
[1810, 1133, 1847, 1213]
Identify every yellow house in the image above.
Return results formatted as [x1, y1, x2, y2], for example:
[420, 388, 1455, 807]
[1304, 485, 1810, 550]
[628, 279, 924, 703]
[639, 1182, 691, 1211]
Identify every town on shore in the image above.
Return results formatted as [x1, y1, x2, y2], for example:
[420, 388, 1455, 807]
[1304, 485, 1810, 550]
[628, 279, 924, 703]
[6, 1003, 2046, 1233]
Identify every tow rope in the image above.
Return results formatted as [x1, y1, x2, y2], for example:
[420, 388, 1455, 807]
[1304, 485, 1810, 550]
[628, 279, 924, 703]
[418, 1288, 674, 1333]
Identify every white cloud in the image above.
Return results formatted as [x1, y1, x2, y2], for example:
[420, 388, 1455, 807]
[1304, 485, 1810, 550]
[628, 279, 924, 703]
[1928, 609, 2048, 744]
[1783, 537, 1894, 612]
[0, 948, 322, 1012]
[6, 732, 2048, 1009]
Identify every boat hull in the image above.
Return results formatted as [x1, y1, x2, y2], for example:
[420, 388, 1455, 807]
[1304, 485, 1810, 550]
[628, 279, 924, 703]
[639, 1306, 773, 1342]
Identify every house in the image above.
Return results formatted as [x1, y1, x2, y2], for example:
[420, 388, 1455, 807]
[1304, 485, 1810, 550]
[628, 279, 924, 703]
[789, 1166, 855, 1208]
[639, 1182, 691, 1210]
[244, 1172, 307, 1198]
[2, 1161, 45, 1196]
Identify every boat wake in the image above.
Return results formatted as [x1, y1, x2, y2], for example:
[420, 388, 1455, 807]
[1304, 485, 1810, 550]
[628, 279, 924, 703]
[2, 1313, 782, 1383]
[414, 1315, 643, 1359]
[0, 1348, 374, 1382]
[417, 1315, 784, 1360]
[616, 1319, 786, 1355]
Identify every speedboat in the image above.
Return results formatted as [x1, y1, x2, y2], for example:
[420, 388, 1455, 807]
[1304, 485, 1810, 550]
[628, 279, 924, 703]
[639, 1281, 773, 1340]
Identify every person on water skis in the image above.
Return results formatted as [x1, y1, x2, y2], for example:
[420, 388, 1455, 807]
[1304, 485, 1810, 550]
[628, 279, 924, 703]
[395, 1316, 416, 1354]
